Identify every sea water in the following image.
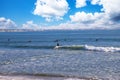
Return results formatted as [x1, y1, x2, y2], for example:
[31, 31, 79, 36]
[0, 30, 120, 80]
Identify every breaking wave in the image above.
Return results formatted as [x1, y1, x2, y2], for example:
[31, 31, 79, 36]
[1, 44, 120, 52]
[84, 45, 120, 52]
[55, 45, 120, 52]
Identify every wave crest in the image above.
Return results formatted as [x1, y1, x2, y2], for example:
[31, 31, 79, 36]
[55, 45, 120, 52]
[3, 44, 120, 52]
[84, 45, 120, 52]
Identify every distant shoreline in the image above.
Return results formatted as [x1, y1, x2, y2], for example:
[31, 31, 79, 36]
[0, 29, 120, 32]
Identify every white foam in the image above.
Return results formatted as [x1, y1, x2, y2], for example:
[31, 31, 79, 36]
[84, 45, 120, 52]
[64, 78, 85, 80]
[0, 75, 88, 80]
[54, 45, 120, 52]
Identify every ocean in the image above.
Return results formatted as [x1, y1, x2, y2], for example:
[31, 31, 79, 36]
[0, 30, 120, 80]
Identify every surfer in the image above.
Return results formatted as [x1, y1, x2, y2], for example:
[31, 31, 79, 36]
[54, 39, 60, 46]
[54, 39, 60, 49]
[28, 40, 31, 43]
[8, 38, 10, 42]
[57, 42, 59, 46]
[96, 39, 98, 41]
[54, 42, 60, 49]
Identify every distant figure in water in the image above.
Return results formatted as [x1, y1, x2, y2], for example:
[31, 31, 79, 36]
[64, 39, 67, 41]
[28, 40, 31, 43]
[96, 39, 98, 41]
[8, 38, 10, 42]
[54, 39, 59, 42]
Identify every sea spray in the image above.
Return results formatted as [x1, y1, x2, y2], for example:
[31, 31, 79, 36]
[84, 45, 120, 52]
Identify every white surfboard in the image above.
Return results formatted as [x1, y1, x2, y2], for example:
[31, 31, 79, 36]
[54, 46, 59, 49]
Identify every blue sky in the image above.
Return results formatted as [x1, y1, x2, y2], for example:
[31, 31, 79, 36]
[0, 0, 120, 30]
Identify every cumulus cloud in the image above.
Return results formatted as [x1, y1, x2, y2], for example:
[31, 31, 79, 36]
[0, 17, 17, 29]
[69, 11, 120, 29]
[70, 12, 94, 22]
[22, 21, 40, 29]
[69, 0, 120, 29]
[1, 0, 120, 30]
[70, 11, 106, 23]
[91, 0, 101, 5]
[33, 0, 69, 21]
[91, 0, 120, 22]
[39, 22, 120, 30]
[25, 0, 120, 30]
[76, 0, 86, 8]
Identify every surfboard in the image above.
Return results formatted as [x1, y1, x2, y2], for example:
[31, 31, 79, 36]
[54, 46, 59, 49]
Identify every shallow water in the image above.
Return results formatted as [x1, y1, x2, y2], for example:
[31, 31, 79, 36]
[0, 30, 120, 80]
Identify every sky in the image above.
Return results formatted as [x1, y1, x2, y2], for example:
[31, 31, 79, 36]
[0, 0, 120, 30]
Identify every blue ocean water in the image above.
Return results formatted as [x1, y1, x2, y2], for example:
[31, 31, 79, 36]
[0, 30, 120, 79]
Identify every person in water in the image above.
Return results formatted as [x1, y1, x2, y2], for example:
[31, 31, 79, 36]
[8, 38, 10, 42]
[28, 40, 32, 43]
[54, 39, 60, 46]
[96, 39, 98, 41]
[57, 42, 59, 46]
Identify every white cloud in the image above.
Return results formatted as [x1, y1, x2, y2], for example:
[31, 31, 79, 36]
[70, 11, 106, 23]
[72, 0, 119, 23]
[76, 0, 86, 8]
[69, 11, 120, 29]
[1, 0, 120, 30]
[22, 21, 40, 29]
[0, 17, 17, 29]
[91, 0, 120, 21]
[91, 0, 120, 13]
[32, 0, 120, 30]
[33, 0, 69, 21]
[40, 22, 120, 30]
[70, 12, 95, 22]
[91, 0, 100, 5]
[69, 0, 120, 30]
